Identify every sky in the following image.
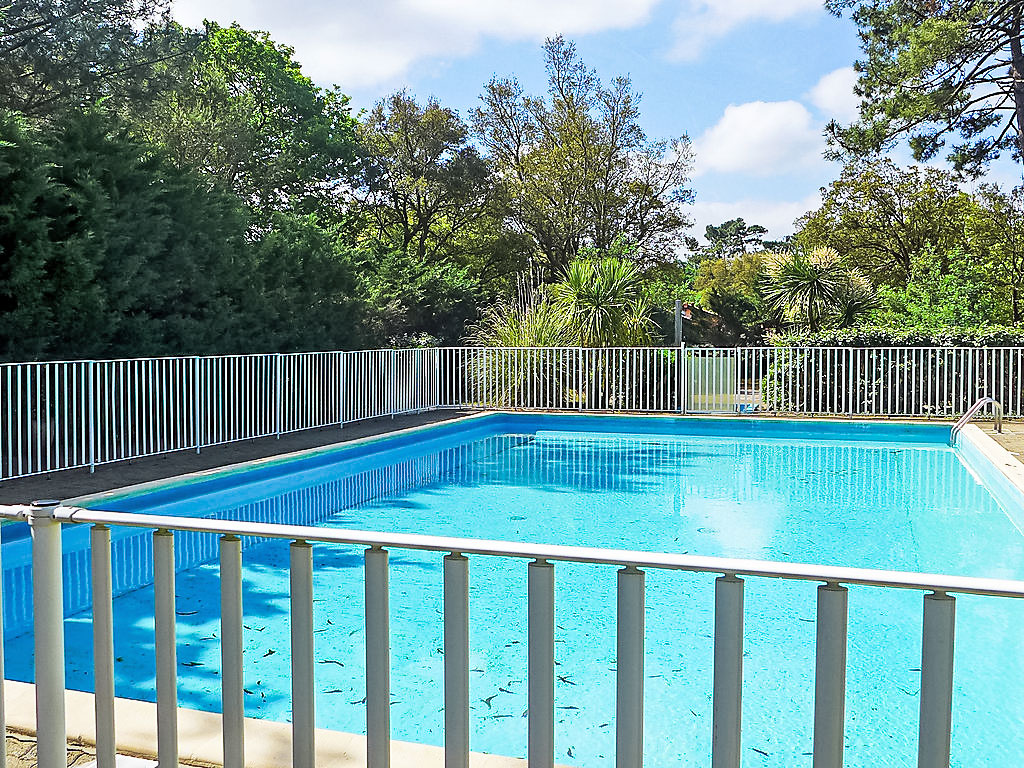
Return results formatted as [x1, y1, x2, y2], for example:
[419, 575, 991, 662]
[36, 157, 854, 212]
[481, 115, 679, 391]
[172, 0, 1020, 243]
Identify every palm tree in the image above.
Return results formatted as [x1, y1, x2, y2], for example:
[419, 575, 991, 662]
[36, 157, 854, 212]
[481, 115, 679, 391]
[550, 257, 655, 346]
[763, 247, 854, 331]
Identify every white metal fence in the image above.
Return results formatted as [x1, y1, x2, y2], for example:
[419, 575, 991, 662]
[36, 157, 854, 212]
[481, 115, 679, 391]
[440, 345, 1024, 417]
[0, 350, 440, 480]
[3, 501, 1022, 768]
[2, 346, 1021, 481]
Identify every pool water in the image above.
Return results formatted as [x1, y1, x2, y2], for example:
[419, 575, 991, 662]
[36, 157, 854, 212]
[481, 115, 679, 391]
[4, 414, 1024, 766]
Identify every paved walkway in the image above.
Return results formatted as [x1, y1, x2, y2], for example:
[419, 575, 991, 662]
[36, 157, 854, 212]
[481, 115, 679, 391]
[991, 421, 1024, 461]
[0, 411, 474, 505]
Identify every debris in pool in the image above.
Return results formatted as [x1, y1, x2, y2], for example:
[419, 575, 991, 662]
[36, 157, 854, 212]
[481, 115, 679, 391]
[499, 687, 514, 694]
[324, 689, 345, 694]
[491, 714, 513, 719]
[350, 697, 366, 705]
[471, 667, 484, 673]
[318, 659, 345, 667]
[567, 747, 575, 758]
[510, 515, 526, 520]
[244, 625, 265, 632]
[557, 705, 579, 710]
[262, 649, 276, 657]
[689, 710, 698, 717]
[598, 723, 609, 728]
[557, 675, 576, 685]
[176, 610, 198, 616]
[181, 661, 202, 667]
[244, 689, 254, 695]
[482, 695, 497, 708]
[752, 747, 769, 757]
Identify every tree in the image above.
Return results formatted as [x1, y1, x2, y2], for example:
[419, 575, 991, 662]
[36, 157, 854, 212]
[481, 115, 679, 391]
[692, 252, 770, 339]
[356, 91, 494, 261]
[550, 255, 655, 346]
[967, 184, 1024, 322]
[795, 160, 974, 286]
[685, 218, 768, 259]
[0, 0, 196, 119]
[133, 23, 359, 216]
[762, 247, 878, 331]
[826, 0, 1024, 175]
[473, 35, 693, 273]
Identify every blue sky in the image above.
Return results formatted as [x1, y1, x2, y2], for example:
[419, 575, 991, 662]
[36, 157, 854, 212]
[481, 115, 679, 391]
[172, 0, 1016, 242]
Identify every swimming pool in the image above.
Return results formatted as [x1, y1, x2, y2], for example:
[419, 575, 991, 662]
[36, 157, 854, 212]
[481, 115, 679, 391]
[4, 413, 1024, 766]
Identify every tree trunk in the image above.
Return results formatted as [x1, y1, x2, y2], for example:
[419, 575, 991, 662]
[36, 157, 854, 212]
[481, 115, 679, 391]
[1010, 10, 1024, 166]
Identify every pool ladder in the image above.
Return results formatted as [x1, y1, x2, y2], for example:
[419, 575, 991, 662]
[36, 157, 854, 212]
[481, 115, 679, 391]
[950, 396, 1003, 445]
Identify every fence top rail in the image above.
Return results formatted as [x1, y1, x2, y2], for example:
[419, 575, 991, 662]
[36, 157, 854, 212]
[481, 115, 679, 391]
[3, 345, 1024, 367]
[2, 504, 1022, 599]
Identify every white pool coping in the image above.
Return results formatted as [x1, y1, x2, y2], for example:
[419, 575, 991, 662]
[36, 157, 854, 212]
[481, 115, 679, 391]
[3, 680, 535, 768]
[960, 424, 1024, 501]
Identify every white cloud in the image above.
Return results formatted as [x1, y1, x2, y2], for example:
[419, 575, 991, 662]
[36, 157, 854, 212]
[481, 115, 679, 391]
[691, 192, 821, 240]
[693, 100, 825, 176]
[173, 0, 659, 89]
[806, 67, 860, 123]
[669, 0, 822, 60]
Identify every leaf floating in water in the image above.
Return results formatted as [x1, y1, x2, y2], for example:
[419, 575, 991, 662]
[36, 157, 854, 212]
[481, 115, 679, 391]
[556, 705, 579, 710]
[324, 689, 346, 694]
[244, 689, 254, 695]
[752, 747, 769, 757]
[319, 659, 345, 667]
[244, 625, 265, 632]
[498, 687, 514, 694]
[689, 710, 698, 717]
[350, 697, 366, 705]
[557, 675, 576, 685]
[491, 714, 512, 719]
[181, 661, 203, 667]
[176, 610, 198, 616]
[482, 695, 497, 709]
[509, 515, 526, 521]
[262, 649, 276, 658]
[567, 747, 575, 758]
[471, 667, 484, 673]
[598, 722, 609, 728]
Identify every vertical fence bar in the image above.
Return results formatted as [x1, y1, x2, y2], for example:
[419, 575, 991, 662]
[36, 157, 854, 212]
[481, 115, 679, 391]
[365, 546, 391, 768]
[153, 529, 178, 768]
[712, 574, 744, 768]
[194, 357, 202, 454]
[290, 540, 315, 768]
[813, 583, 848, 768]
[30, 500, 66, 768]
[528, 559, 555, 768]
[275, 353, 284, 439]
[88, 360, 97, 473]
[221, 535, 245, 768]
[443, 554, 470, 768]
[91, 525, 116, 768]
[918, 592, 956, 768]
[616, 566, 645, 768]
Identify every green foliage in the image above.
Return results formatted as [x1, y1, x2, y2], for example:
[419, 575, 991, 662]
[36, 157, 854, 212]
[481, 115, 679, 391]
[0, 0, 197, 118]
[473, 35, 693, 273]
[769, 325, 1024, 347]
[869, 244, 1008, 329]
[826, 0, 1024, 175]
[763, 247, 878, 331]
[685, 218, 768, 260]
[133, 23, 359, 216]
[551, 256, 655, 346]
[692, 252, 769, 340]
[795, 160, 974, 286]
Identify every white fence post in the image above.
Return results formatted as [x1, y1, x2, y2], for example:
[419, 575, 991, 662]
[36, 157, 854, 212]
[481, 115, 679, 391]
[193, 356, 203, 454]
[91, 525, 116, 768]
[275, 353, 284, 439]
[443, 553, 470, 768]
[290, 540, 315, 768]
[30, 499, 67, 768]
[153, 529, 179, 768]
[813, 583, 848, 768]
[528, 559, 555, 768]
[365, 546, 391, 768]
[712, 574, 744, 768]
[616, 566, 645, 768]
[918, 592, 956, 768]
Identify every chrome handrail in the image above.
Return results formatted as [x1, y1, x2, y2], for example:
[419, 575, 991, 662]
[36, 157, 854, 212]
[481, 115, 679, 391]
[950, 396, 1003, 444]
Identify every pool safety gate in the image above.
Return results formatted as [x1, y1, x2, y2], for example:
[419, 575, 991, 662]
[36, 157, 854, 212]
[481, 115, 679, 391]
[3, 346, 1023, 480]
[2, 500, 1023, 768]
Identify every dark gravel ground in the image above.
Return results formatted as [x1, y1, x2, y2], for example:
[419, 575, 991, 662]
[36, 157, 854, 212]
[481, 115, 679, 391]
[0, 410, 476, 506]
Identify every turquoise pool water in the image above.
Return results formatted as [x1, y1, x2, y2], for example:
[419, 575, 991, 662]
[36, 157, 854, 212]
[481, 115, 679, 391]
[4, 414, 1024, 766]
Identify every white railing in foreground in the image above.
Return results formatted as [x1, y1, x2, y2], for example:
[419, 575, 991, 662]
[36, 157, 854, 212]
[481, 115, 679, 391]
[3, 345, 1022, 481]
[4, 501, 1024, 768]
